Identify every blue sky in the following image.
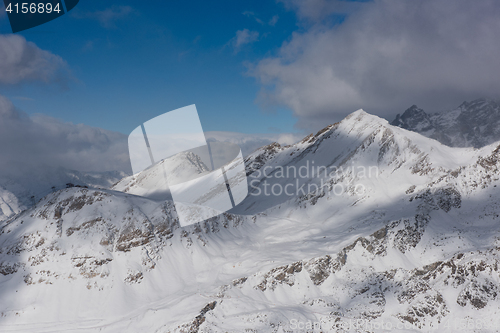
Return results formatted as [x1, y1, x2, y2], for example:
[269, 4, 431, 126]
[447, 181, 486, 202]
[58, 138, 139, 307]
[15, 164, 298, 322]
[0, 0, 309, 135]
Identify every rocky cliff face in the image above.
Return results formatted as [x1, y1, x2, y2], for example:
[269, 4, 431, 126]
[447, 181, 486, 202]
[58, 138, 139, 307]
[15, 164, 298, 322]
[392, 98, 500, 148]
[1, 109, 500, 332]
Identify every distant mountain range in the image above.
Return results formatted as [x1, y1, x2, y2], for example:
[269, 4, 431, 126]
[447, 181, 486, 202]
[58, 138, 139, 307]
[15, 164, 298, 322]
[391, 98, 500, 148]
[0, 168, 126, 221]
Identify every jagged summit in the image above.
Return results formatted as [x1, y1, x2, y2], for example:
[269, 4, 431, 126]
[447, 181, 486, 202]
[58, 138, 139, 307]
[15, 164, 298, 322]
[346, 108, 388, 124]
[112, 150, 211, 200]
[392, 98, 500, 148]
[348, 108, 369, 116]
[392, 105, 434, 133]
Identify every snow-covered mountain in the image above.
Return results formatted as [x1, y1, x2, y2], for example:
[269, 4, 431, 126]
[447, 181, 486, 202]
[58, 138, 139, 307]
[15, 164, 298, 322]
[392, 98, 500, 148]
[1, 109, 500, 332]
[113, 151, 210, 200]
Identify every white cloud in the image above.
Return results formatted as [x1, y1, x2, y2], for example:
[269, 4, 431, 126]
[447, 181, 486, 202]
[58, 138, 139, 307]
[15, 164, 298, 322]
[269, 15, 279, 26]
[252, 0, 500, 129]
[0, 34, 69, 85]
[232, 29, 259, 53]
[73, 5, 133, 28]
[243, 11, 265, 25]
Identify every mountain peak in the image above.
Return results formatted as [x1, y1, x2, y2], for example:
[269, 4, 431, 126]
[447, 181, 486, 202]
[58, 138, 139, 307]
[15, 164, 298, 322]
[391, 105, 433, 133]
[345, 108, 387, 123]
[392, 98, 500, 148]
[338, 109, 389, 136]
[347, 108, 370, 118]
[405, 104, 424, 114]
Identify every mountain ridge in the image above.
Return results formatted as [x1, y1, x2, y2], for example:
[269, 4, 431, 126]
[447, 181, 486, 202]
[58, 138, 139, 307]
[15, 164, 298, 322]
[0, 168, 127, 222]
[391, 98, 500, 148]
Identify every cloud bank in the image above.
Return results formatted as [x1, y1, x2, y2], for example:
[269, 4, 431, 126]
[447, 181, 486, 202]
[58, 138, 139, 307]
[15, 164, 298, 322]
[252, 0, 500, 129]
[0, 95, 131, 179]
[206, 131, 302, 157]
[0, 94, 302, 183]
[0, 34, 69, 85]
[72, 5, 133, 28]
